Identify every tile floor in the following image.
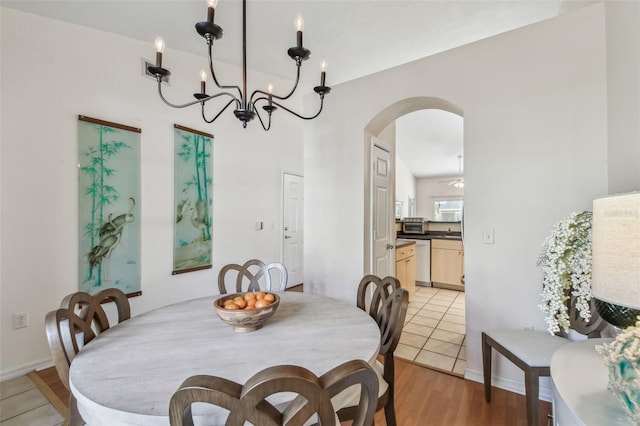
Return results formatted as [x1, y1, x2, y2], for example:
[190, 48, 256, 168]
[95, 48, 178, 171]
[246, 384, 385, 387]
[396, 286, 466, 377]
[0, 375, 63, 426]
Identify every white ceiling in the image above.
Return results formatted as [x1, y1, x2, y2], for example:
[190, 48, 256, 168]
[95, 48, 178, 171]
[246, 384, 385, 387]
[2, 0, 596, 177]
[396, 109, 463, 179]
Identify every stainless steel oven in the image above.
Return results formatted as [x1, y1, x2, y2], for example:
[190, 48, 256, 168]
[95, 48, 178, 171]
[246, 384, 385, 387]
[402, 217, 427, 234]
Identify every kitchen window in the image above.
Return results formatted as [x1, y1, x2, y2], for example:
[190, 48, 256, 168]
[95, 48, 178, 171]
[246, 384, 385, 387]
[434, 199, 463, 222]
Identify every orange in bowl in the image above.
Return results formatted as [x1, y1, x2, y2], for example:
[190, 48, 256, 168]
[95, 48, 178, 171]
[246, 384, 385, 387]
[213, 292, 280, 332]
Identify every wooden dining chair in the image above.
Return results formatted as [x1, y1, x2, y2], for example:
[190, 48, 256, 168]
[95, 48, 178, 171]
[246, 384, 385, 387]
[218, 259, 288, 293]
[337, 275, 409, 426]
[482, 294, 608, 426]
[168, 359, 378, 426]
[254, 261, 289, 291]
[45, 287, 131, 426]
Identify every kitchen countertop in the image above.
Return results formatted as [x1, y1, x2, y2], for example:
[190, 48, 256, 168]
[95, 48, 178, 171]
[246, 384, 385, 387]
[396, 232, 462, 241]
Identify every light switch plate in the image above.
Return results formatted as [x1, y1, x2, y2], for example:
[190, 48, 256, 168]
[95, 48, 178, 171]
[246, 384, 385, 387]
[483, 229, 495, 244]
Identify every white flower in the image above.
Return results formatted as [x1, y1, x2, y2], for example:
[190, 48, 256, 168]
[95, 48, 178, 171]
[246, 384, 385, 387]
[537, 211, 593, 334]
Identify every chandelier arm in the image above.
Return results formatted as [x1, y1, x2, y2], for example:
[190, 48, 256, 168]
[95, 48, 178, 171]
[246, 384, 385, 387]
[157, 80, 238, 109]
[207, 43, 243, 101]
[201, 98, 239, 124]
[270, 98, 325, 120]
[253, 107, 272, 131]
[249, 65, 302, 106]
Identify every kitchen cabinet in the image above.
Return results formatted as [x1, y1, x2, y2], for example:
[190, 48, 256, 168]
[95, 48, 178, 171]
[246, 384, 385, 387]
[395, 242, 416, 298]
[431, 239, 464, 291]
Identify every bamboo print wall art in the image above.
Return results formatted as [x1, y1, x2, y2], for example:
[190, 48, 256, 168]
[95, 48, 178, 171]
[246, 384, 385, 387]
[173, 124, 213, 274]
[78, 116, 141, 296]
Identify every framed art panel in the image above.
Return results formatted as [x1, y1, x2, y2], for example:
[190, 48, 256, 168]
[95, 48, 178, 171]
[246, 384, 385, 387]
[78, 115, 141, 296]
[172, 124, 213, 274]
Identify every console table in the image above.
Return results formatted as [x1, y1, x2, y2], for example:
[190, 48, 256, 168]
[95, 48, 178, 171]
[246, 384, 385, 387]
[550, 338, 632, 425]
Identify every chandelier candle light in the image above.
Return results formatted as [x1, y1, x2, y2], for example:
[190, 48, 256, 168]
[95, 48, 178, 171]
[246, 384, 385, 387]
[147, 0, 331, 131]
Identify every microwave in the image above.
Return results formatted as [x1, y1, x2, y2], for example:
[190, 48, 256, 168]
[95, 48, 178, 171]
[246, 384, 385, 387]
[402, 218, 427, 234]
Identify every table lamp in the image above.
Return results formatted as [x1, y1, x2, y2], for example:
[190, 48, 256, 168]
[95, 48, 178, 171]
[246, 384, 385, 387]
[592, 192, 640, 424]
[591, 192, 640, 329]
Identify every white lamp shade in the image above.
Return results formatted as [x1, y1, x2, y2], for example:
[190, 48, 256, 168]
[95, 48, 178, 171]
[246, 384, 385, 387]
[591, 192, 640, 310]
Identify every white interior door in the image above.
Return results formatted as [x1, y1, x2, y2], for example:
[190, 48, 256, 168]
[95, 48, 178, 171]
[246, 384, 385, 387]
[283, 173, 303, 287]
[372, 144, 393, 277]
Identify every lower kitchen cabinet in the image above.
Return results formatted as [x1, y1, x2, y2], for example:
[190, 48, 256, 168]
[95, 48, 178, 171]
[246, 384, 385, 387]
[431, 239, 464, 290]
[395, 242, 416, 298]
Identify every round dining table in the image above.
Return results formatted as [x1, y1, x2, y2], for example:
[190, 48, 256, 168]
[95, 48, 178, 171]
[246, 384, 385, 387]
[69, 291, 381, 425]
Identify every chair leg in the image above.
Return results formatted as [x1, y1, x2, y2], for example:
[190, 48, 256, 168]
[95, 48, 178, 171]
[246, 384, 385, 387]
[384, 399, 397, 426]
[482, 332, 492, 402]
[524, 368, 540, 426]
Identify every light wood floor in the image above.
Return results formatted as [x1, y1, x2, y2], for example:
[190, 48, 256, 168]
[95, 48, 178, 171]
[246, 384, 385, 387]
[2, 357, 551, 426]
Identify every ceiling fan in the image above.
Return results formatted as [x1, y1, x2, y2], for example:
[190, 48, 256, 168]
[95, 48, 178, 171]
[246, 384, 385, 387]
[439, 155, 464, 188]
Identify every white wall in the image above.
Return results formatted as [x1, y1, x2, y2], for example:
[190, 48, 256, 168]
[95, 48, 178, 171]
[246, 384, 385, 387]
[305, 2, 639, 398]
[415, 177, 464, 221]
[605, 1, 640, 194]
[0, 8, 304, 378]
[394, 156, 415, 219]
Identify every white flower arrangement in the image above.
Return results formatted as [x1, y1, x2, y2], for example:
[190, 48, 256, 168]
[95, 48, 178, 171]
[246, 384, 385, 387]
[537, 211, 593, 334]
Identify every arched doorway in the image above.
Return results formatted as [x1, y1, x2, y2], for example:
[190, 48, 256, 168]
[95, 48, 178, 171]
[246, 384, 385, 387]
[364, 96, 466, 376]
[364, 96, 463, 274]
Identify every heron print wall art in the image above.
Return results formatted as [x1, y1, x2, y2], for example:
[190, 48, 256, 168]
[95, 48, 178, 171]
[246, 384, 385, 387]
[172, 124, 213, 274]
[77, 116, 141, 295]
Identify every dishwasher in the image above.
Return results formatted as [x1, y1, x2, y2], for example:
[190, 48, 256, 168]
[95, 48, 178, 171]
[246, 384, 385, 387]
[415, 240, 431, 286]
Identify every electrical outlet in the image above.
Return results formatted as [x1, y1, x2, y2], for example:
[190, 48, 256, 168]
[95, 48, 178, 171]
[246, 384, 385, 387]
[13, 312, 29, 329]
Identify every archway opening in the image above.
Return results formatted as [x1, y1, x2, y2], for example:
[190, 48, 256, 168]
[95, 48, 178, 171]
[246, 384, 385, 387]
[363, 96, 466, 376]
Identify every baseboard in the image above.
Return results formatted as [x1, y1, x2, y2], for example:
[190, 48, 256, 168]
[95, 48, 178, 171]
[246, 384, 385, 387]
[464, 367, 553, 402]
[286, 284, 304, 292]
[0, 358, 54, 382]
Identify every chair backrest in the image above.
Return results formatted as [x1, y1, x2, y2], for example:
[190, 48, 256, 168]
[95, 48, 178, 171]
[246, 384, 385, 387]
[218, 259, 288, 294]
[356, 275, 401, 315]
[356, 275, 409, 391]
[169, 359, 378, 426]
[45, 288, 130, 389]
[254, 262, 289, 292]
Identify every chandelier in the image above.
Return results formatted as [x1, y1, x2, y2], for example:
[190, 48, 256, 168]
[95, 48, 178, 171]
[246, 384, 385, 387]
[147, 0, 331, 131]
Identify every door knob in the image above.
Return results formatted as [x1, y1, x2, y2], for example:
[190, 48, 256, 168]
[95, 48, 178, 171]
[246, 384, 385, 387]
[386, 243, 394, 250]
[285, 235, 292, 239]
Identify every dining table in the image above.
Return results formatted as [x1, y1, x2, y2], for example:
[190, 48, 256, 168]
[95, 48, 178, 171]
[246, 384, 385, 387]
[69, 291, 381, 426]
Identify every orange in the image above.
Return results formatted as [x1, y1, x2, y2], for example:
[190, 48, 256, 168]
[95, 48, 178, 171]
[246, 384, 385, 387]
[255, 300, 270, 309]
